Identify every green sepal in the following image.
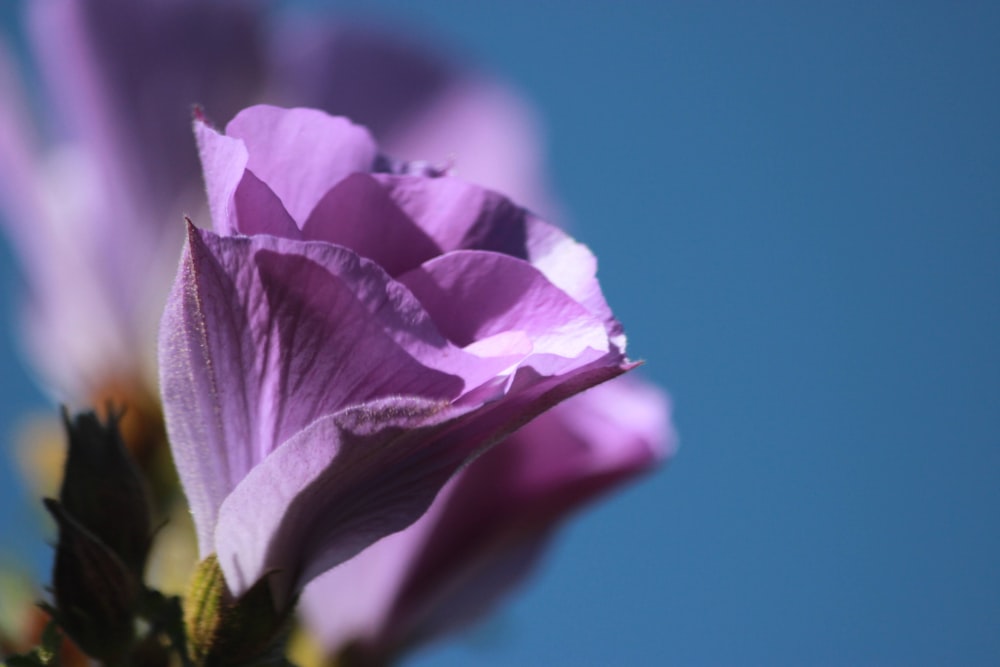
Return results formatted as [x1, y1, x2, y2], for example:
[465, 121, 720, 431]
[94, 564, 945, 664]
[183, 555, 297, 667]
[184, 555, 227, 664]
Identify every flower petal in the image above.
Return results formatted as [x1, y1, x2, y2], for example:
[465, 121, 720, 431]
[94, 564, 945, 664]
[301, 173, 440, 276]
[375, 174, 622, 342]
[299, 376, 670, 656]
[233, 170, 302, 239]
[224, 105, 378, 225]
[399, 250, 611, 376]
[213, 397, 467, 602]
[195, 117, 302, 239]
[372, 174, 526, 256]
[194, 116, 248, 235]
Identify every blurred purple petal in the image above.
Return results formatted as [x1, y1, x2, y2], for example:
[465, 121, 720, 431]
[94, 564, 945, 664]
[386, 78, 558, 221]
[0, 37, 42, 240]
[28, 0, 264, 214]
[266, 19, 453, 143]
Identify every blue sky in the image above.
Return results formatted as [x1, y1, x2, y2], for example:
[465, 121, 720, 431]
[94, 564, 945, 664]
[2, 2, 999, 665]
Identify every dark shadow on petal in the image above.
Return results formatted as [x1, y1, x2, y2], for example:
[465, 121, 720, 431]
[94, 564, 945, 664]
[253, 248, 463, 448]
[301, 173, 441, 276]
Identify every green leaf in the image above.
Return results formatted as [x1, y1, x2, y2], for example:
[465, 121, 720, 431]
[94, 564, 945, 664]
[36, 619, 61, 664]
[3, 655, 44, 667]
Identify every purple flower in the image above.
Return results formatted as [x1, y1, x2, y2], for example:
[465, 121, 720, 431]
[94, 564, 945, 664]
[0, 0, 553, 401]
[299, 377, 673, 662]
[158, 105, 632, 604]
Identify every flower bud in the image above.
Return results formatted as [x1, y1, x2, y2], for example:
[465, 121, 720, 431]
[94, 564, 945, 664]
[58, 408, 153, 578]
[44, 499, 139, 663]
